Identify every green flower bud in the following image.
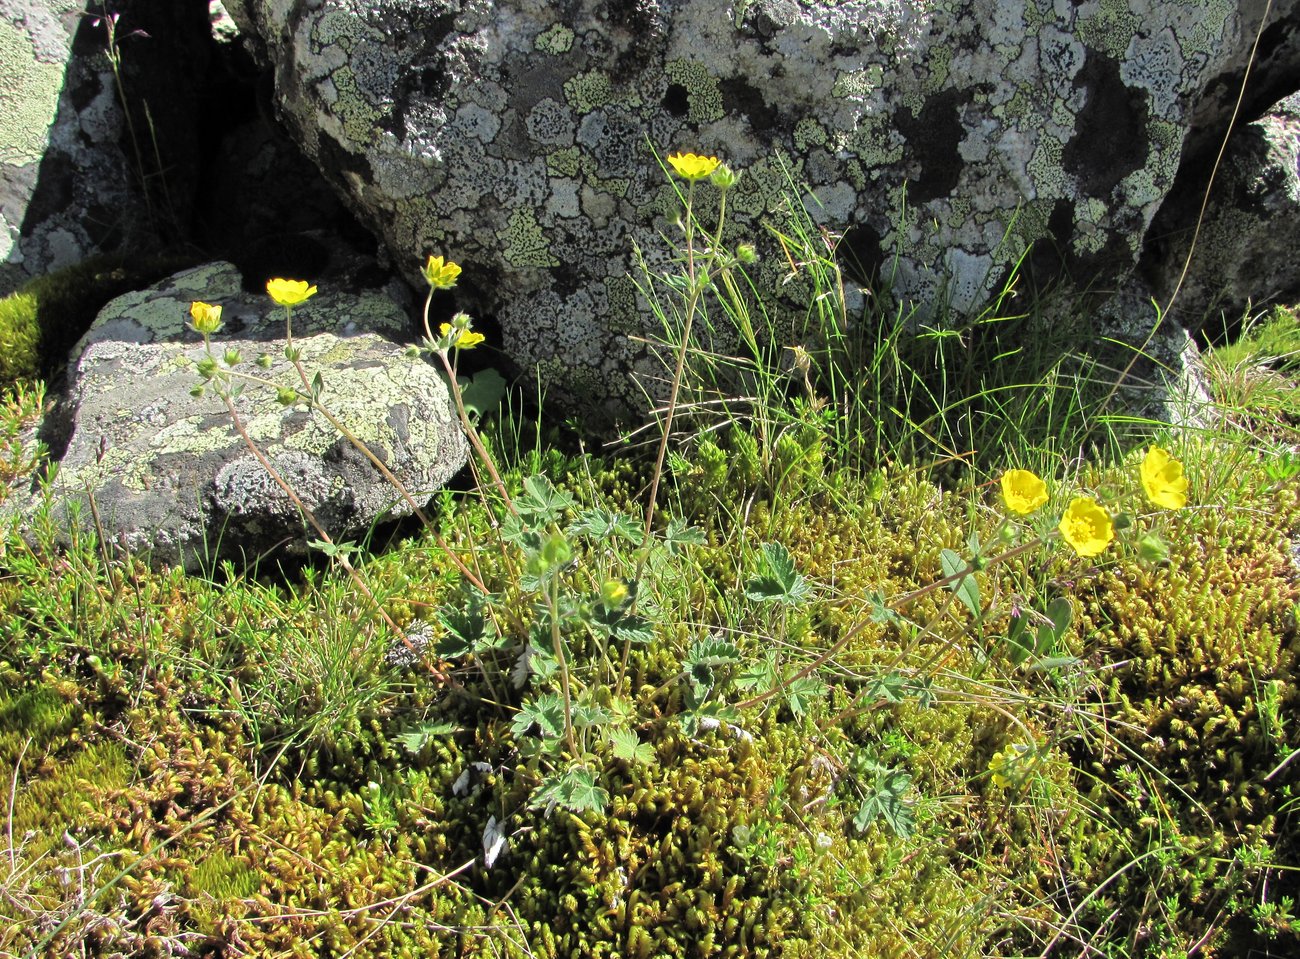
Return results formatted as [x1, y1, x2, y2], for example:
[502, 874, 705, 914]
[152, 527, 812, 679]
[1137, 533, 1170, 565]
[710, 163, 739, 190]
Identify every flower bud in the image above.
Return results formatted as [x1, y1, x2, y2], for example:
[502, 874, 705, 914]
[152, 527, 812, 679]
[710, 163, 739, 190]
[599, 579, 630, 611]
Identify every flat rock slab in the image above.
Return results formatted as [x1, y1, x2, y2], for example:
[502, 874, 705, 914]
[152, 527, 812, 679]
[13, 262, 467, 571]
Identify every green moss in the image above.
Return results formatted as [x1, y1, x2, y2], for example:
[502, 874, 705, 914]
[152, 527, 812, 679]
[0, 252, 199, 389]
[0, 290, 40, 386]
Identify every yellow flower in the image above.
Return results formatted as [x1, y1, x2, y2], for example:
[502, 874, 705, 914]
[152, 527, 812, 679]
[266, 278, 318, 307]
[989, 743, 1033, 788]
[1058, 497, 1114, 558]
[1000, 469, 1048, 515]
[422, 255, 462, 290]
[188, 301, 222, 335]
[667, 152, 721, 181]
[1140, 445, 1188, 509]
[438, 322, 485, 350]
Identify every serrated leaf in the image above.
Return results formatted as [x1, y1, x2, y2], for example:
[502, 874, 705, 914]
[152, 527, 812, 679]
[569, 507, 644, 545]
[511, 693, 566, 739]
[396, 719, 456, 755]
[867, 590, 901, 625]
[570, 701, 612, 730]
[679, 700, 742, 737]
[685, 636, 742, 668]
[851, 766, 915, 838]
[735, 652, 778, 692]
[514, 474, 576, 527]
[783, 675, 825, 718]
[744, 542, 811, 606]
[662, 517, 706, 555]
[863, 672, 909, 703]
[482, 815, 507, 868]
[608, 727, 656, 765]
[529, 766, 609, 815]
[436, 592, 496, 658]
[589, 604, 655, 645]
[940, 548, 980, 618]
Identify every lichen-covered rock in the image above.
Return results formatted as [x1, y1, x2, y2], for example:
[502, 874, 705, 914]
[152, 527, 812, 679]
[0, 0, 210, 296]
[221, 0, 1300, 414]
[1147, 92, 1300, 329]
[9, 261, 467, 571]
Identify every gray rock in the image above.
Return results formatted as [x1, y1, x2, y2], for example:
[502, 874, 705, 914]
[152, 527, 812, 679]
[1147, 92, 1300, 330]
[222, 0, 1300, 415]
[12, 261, 468, 572]
[0, 0, 211, 295]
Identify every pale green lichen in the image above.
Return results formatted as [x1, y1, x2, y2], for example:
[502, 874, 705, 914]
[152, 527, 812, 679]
[563, 71, 613, 112]
[922, 45, 951, 94]
[831, 65, 883, 100]
[312, 10, 370, 50]
[591, 175, 630, 199]
[793, 118, 827, 152]
[534, 24, 575, 55]
[1026, 136, 1065, 199]
[847, 121, 904, 173]
[1178, 1, 1233, 59]
[664, 59, 724, 125]
[328, 67, 384, 148]
[0, 20, 67, 166]
[501, 208, 559, 267]
[603, 276, 638, 333]
[1071, 196, 1111, 255]
[1076, 0, 1142, 59]
[731, 153, 804, 218]
[547, 147, 582, 178]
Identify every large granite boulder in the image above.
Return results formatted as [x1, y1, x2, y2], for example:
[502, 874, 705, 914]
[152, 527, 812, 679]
[0, 0, 211, 295]
[12, 261, 468, 571]
[1146, 91, 1300, 330]
[219, 0, 1300, 414]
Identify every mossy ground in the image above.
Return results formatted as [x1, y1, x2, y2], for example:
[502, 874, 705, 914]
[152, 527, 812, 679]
[0, 407, 1296, 956]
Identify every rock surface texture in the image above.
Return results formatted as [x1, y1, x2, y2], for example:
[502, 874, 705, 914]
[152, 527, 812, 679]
[1148, 91, 1300, 329]
[15, 262, 468, 571]
[0, 0, 210, 295]
[220, 0, 1300, 413]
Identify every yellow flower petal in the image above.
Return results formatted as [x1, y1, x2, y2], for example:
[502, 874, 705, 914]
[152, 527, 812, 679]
[438, 322, 485, 350]
[188, 300, 222, 334]
[1000, 469, 1049, 515]
[422, 255, 462, 290]
[1058, 497, 1114, 558]
[1140, 445, 1188, 510]
[266, 278, 318, 307]
[667, 152, 721, 181]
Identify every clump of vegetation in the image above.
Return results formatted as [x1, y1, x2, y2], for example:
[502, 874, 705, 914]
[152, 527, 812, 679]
[0, 151, 1297, 958]
[0, 252, 200, 390]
